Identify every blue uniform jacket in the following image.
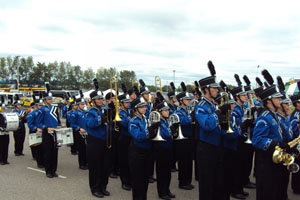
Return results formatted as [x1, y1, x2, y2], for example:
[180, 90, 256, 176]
[145, 102, 151, 119]
[223, 113, 239, 151]
[155, 117, 172, 149]
[290, 109, 300, 138]
[62, 105, 68, 118]
[252, 109, 283, 151]
[232, 103, 244, 136]
[66, 110, 73, 127]
[69, 109, 87, 131]
[37, 105, 60, 129]
[176, 106, 192, 137]
[85, 106, 106, 140]
[13, 109, 26, 128]
[118, 108, 131, 137]
[194, 97, 221, 146]
[27, 110, 40, 132]
[129, 114, 150, 149]
[277, 113, 293, 142]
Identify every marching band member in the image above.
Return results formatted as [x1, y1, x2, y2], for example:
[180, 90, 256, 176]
[290, 82, 300, 195]
[128, 97, 158, 200]
[195, 61, 225, 200]
[37, 87, 61, 178]
[175, 90, 194, 190]
[27, 99, 44, 168]
[252, 69, 288, 200]
[12, 96, 26, 156]
[85, 80, 111, 198]
[105, 92, 120, 179]
[69, 98, 88, 170]
[117, 89, 132, 191]
[153, 101, 176, 200]
[230, 82, 249, 199]
[0, 104, 10, 165]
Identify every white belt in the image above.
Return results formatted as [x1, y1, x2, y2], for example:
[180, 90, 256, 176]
[0, 131, 9, 135]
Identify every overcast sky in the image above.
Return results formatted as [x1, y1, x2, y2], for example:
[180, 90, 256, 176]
[0, 0, 299, 87]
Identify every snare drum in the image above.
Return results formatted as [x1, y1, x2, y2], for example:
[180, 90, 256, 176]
[3, 113, 19, 131]
[55, 128, 74, 145]
[29, 132, 42, 146]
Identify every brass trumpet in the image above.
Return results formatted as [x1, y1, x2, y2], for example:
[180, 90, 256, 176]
[106, 77, 122, 148]
[169, 113, 186, 140]
[155, 76, 162, 92]
[219, 90, 234, 134]
[149, 111, 165, 141]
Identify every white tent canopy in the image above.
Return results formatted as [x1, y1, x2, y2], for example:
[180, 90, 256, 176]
[285, 82, 299, 96]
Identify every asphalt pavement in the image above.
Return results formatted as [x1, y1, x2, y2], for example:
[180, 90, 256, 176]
[0, 126, 298, 200]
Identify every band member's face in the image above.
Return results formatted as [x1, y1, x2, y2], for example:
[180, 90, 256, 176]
[94, 98, 104, 107]
[248, 94, 253, 100]
[272, 97, 282, 108]
[171, 97, 177, 103]
[45, 99, 53, 105]
[230, 103, 235, 112]
[143, 93, 150, 101]
[183, 99, 191, 106]
[194, 94, 199, 99]
[209, 87, 219, 98]
[123, 102, 130, 109]
[78, 104, 85, 110]
[73, 105, 78, 110]
[109, 97, 116, 103]
[130, 93, 136, 100]
[137, 105, 147, 114]
[240, 95, 247, 102]
[161, 110, 169, 118]
[296, 102, 300, 110]
[16, 104, 21, 109]
[282, 103, 291, 115]
[37, 105, 43, 109]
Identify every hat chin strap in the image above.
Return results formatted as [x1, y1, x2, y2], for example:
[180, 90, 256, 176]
[270, 98, 278, 112]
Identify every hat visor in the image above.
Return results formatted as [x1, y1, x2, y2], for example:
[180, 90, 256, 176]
[228, 99, 235, 104]
[159, 106, 170, 111]
[44, 96, 53, 100]
[136, 102, 148, 107]
[92, 95, 104, 100]
[281, 99, 291, 104]
[141, 91, 150, 95]
[121, 99, 131, 103]
[182, 96, 192, 100]
[209, 83, 220, 88]
[247, 90, 255, 94]
[271, 92, 283, 98]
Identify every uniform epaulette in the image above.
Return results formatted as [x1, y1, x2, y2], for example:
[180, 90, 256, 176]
[293, 111, 299, 118]
[261, 110, 270, 117]
[199, 100, 206, 106]
[130, 116, 137, 122]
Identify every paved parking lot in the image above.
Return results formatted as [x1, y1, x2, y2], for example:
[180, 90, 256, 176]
[0, 129, 298, 200]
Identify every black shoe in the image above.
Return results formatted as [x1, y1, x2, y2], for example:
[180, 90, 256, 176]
[231, 193, 246, 199]
[148, 177, 155, 183]
[121, 184, 131, 191]
[15, 153, 21, 156]
[4, 161, 10, 165]
[92, 191, 104, 198]
[101, 189, 110, 196]
[245, 182, 256, 189]
[110, 173, 118, 178]
[52, 173, 58, 177]
[189, 184, 195, 189]
[38, 165, 45, 168]
[79, 165, 88, 170]
[46, 173, 54, 178]
[159, 195, 171, 200]
[167, 192, 176, 198]
[179, 185, 193, 190]
[71, 152, 78, 155]
[241, 190, 249, 196]
[0, 162, 5, 165]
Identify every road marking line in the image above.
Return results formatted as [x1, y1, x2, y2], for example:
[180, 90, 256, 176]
[27, 167, 67, 179]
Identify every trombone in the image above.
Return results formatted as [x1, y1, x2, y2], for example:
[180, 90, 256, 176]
[155, 76, 162, 92]
[106, 77, 122, 148]
[219, 89, 234, 134]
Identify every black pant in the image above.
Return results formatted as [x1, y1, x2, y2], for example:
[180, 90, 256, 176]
[240, 142, 254, 186]
[148, 143, 155, 179]
[256, 149, 287, 200]
[176, 139, 193, 186]
[292, 157, 300, 193]
[0, 134, 9, 162]
[75, 131, 87, 167]
[118, 135, 131, 186]
[29, 131, 44, 167]
[232, 139, 245, 194]
[171, 140, 178, 169]
[129, 143, 151, 200]
[223, 148, 235, 200]
[111, 131, 120, 174]
[42, 130, 58, 174]
[153, 143, 172, 196]
[70, 130, 78, 154]
[87, 135, 112, 193]
[197, 141, 224, 200]
[13, 126, 25, 154]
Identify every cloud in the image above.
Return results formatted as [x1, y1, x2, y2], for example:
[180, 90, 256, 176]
[32, 45, 63, 52]
[37, 24, 71, 34]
